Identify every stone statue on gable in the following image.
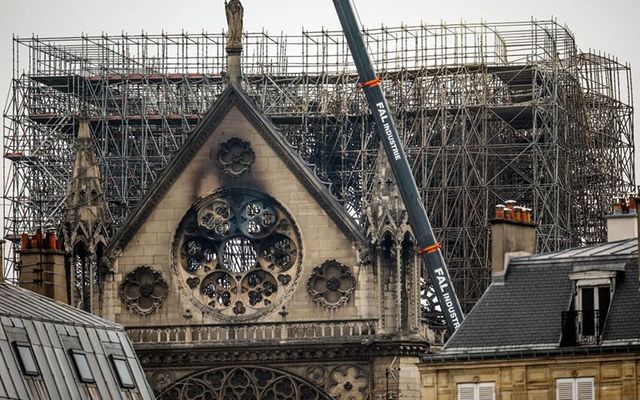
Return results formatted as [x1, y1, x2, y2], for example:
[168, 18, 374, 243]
[225, 0, 244, 50]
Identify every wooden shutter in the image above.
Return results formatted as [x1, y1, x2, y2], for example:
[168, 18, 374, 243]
[576, 378, 594, 400]
[458, 384, 476, 400]
[478, 383, 495, 400]
[556, 378, 575, 400]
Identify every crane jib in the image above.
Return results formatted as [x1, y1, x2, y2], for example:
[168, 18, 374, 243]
[375, 103, 401, 161]
[332, 0, 465, 334]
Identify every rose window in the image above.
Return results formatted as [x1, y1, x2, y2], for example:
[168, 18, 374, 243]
[173, 189, 302, 321]
[215, 137, 255, 177]
[119, 266, 169, 315]
[307, 260, 356, 309]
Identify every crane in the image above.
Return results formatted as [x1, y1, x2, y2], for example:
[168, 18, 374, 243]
[332, 0, 465, 334]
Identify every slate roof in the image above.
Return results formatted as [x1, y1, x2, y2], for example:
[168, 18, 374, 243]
[444, 238, 640, 353]
[106, 82, 366, 257]
[0, 283, 119, 329]
[0, 283, 155, 400]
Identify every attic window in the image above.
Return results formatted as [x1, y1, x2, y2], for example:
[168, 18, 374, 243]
[13, 342, 39, 376]
[110, 355, 135, 389]
[69, 349, 95, 383]
[562, 268, 617, 345]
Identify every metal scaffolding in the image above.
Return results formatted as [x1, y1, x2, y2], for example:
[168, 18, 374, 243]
[3, 20, 634, 310]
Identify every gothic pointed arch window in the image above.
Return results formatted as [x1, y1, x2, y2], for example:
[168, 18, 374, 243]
[379, 231, 396, 265]
[400, 231, 420, 330]
[173, 188, 302, 321]
[71, 241, 95, 312]
[157, 366, 335, 400]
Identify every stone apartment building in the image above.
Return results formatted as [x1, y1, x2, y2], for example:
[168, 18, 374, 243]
[420, 213, 640, 400]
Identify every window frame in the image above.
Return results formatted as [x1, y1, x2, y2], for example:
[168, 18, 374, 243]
[12, 341, 40, 377]
[556, 377, 594, 400]
[109, 354, 136, 389]
[68, 349, 95, 384]
[457, 382, 495, 400]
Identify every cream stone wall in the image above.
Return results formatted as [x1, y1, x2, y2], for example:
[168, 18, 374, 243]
[110, 105, 376, 326]
[420, 354, 640, 400]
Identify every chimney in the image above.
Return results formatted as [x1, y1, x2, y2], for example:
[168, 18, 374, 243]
[18, 229, 68, 303]
[605, 195, 638, 242]
[491, 201, 537, 281]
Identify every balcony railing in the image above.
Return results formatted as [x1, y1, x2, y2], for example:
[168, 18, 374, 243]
[126, 319, 378, 346]
[561, 310, 602, 346]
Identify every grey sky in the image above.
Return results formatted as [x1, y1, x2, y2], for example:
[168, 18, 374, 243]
[1, 0, 639, 179]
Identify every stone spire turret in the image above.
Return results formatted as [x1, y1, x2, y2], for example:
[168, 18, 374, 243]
[367, 148, 409, 241]
[366, 148, 422, 336]
[62, 116, 109, 312]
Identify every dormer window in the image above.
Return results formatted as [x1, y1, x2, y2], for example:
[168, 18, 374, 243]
[561, 265, 619, 346]
[575, 285, 610, 341]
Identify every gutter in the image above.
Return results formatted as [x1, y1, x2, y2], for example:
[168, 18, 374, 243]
[424, 343, 640, 363]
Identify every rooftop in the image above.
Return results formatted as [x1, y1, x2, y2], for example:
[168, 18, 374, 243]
[0, 283, 154, 399]
[442, 238, 640, 355]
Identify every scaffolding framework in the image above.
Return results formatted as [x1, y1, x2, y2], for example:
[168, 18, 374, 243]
[3, 20, 634, 310]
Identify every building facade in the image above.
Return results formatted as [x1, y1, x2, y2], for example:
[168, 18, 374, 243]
[93, 83, 439, 399]
[421, 224, 640, 400]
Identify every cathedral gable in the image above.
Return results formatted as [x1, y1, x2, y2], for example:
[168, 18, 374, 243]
[107, 84, 372, 326]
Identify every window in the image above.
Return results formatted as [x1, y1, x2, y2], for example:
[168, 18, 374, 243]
[565, 269, 617, 345]
[458, 382, 495, 400]
[109, 355, 135, 389]
[13, 342, 40, 376]
[174, 189, 302, 321]
[556, 377, 594, 400]
[69, 349, 95, 383]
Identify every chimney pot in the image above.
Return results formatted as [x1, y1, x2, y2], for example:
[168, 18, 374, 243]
[613, 196, 623, 215]
[513, 207, 522, 223]
[503, 208, 512, 221]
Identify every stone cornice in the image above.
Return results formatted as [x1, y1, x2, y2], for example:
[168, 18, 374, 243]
[135, 338, 429, 368]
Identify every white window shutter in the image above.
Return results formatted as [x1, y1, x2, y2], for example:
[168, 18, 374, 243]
[556, 378, 575, 400]
[478, 383, 495, 400]
[457, 384, 476, 400]
[576, 378, 594, 400]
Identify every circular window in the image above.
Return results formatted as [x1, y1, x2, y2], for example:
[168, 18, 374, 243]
[173, 188, 302, 321]
[220, 236, 257, 273]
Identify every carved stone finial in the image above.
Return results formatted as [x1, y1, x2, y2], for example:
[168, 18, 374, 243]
[225, 0, 244, 51]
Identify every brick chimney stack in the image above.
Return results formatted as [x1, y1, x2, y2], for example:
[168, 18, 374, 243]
[491, 201, 537, 282]
[18, 229, 68, 303]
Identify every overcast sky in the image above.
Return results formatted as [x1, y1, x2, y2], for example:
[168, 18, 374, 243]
[1, 0, 639, 179]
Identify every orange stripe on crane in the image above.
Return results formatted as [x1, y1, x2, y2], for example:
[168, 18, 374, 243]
[417, 242, 441, 255]
[358, 76, 382, 88]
